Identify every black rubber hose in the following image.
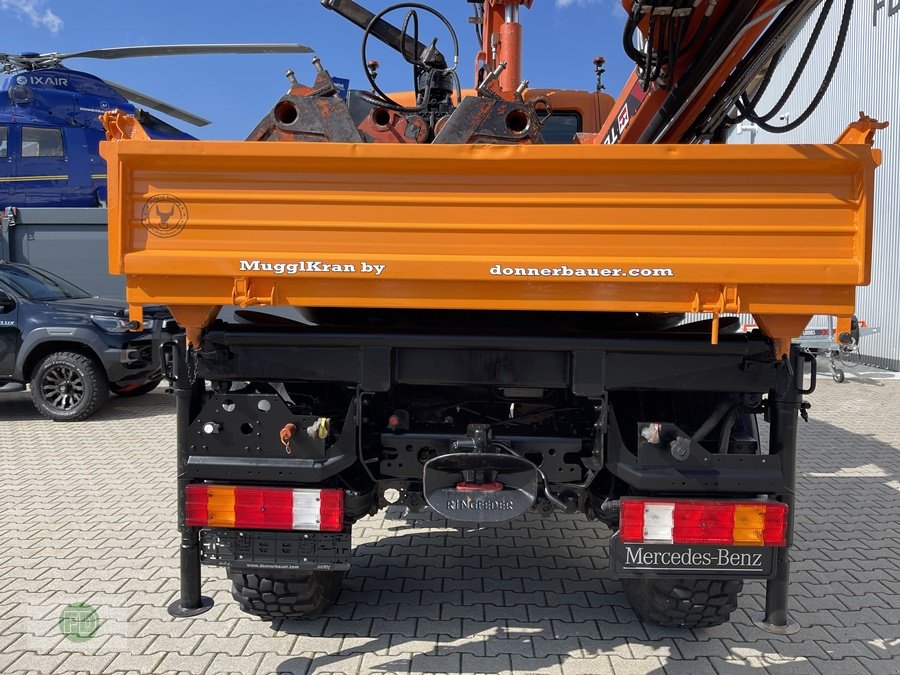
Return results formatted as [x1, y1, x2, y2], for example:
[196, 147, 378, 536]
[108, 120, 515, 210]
[691, 399, 735, 444]
[492, 440, 570, 512]
[677, 12, 708, 55]
[622, 2, 647, 65]
[360, 2, 459, 111]
[741, 0, 834, 124]
[747, 46, 784, 108]
[643, 14, 661, 90]
[740, 0, 853, 133]
[725, 46, 784, 125]
[718, 406, 743, 454]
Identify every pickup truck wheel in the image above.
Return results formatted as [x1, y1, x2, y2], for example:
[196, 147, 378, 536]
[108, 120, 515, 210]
[622, 577, 743, 628]
[110, 378, 163, 397]
[227, 568, 344, 620]
[30, 351, 109, 422]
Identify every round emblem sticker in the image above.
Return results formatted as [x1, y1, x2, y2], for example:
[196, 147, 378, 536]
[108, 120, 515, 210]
[141, 194, 188, 238]
[59, 602, 100, 643]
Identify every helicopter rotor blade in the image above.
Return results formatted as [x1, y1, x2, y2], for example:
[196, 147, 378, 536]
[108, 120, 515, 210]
[58, 43, 313, 61]
[103, 78, 212, 127]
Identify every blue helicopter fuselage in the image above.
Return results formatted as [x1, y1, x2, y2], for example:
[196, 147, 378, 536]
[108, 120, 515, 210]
[0, 67, 193, 208]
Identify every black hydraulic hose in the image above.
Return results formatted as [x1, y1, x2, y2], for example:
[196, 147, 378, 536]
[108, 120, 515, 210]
[739, 0, 853, 133]
[747, 46, 784, 108]
[740, 0, 834, 124]
[356, 89, 421, 112]
[691, 399, 734, 444]
[643, 15, 657, 90]
[492, 440, 570, 512]
[718, 406, 743, 454]
[665, 16, 679, 88]
[400, 9, 420, 65]
[636, 1, 761, 143]
[725, 47, 783, 124]
[360, 2, 459, 111]
[699, 0, 822, 134]
[622, 2, 647, 65]
[677, 12, 708, 55]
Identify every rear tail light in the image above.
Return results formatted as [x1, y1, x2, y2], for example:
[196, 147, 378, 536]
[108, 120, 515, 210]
[184, 485, 344, 532]
[620, 498, 787, 547]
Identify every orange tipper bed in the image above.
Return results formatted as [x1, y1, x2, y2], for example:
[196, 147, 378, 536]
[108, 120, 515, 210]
[100, 112, 884, 355]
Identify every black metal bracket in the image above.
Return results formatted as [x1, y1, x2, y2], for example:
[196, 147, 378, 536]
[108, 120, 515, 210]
[169, 337, 214, 619]
[757, 346, 802, 634]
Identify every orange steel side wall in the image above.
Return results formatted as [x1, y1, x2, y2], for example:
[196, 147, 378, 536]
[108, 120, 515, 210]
[100, 139, 877, 349]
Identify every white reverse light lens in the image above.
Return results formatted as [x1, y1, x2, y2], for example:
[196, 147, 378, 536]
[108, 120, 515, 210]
[643, 503, 674, 543]
[291, 489, 322, 530]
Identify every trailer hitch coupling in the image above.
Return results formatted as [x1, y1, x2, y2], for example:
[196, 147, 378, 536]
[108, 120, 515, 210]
[423, 452, 538, 523]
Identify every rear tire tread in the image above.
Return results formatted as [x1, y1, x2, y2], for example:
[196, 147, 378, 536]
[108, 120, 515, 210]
[623, 577, 743, 628]
[228, 568, 343, 620]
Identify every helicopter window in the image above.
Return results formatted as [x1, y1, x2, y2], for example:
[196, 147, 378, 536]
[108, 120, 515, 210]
[0, 127, 6, 157]
[21, 127, 64, 158]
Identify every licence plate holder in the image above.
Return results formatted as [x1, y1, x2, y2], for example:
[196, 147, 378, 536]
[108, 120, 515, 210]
[200, 528, 351, 571]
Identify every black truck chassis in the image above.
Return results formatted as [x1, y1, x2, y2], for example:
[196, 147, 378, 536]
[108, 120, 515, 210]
[168, 318, 811, 631]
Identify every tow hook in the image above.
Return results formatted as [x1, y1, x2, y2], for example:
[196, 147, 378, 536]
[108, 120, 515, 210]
[453, 423, 491, 453]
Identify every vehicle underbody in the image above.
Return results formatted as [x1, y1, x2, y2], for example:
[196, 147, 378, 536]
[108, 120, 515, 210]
[169, 311, 808, 628]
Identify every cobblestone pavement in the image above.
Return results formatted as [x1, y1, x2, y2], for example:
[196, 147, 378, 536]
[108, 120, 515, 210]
[2, 365, 900, 675]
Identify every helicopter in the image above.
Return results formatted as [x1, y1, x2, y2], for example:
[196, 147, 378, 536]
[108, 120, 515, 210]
[0, 44, 312, 208]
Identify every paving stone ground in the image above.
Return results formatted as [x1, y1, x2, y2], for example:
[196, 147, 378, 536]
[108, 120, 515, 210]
[2, 363, 900, 675]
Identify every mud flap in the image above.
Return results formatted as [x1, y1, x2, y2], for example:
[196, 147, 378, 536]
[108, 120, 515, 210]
[423, 453, 538, 523]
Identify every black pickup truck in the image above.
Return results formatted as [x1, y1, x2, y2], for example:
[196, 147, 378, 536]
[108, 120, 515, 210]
[0, 262, 175, 421]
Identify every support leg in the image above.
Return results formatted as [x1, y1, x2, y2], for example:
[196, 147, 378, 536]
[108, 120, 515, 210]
[755, 346, 802, 635]
[167, 338, 214, 618]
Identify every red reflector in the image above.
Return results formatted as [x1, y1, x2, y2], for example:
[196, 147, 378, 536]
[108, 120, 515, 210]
[184, 484, 208, 527]
[619, 500, 645, 543]
[234, 486, 294, 530]
[763, 503, 788, 546]
[456, 481, 504, 493]
[319, 490, 344, 532]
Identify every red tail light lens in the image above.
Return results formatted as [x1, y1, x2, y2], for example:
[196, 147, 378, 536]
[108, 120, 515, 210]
[233, 487, 294, 530]
[184, 485, 344, 532]
[619, 499, 788, 546]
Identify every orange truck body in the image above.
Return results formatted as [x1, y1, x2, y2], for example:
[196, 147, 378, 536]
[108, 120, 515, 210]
[101, 114, 881, 357]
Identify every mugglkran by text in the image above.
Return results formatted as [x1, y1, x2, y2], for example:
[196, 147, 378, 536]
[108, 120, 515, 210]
[239, 260, 386, 276]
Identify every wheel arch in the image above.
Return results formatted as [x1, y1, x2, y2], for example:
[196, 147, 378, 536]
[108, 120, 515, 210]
[21, 339, 104, 382]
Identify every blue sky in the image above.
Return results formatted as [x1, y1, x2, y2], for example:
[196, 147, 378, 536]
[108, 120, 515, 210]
[0, 0, 633, 139]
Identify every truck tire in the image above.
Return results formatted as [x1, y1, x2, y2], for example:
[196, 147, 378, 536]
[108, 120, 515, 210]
[227, 568, 344, 620]
[110, 377, 163, 397]
[622, 577, 743, 628]
[30, 351, 109, 422]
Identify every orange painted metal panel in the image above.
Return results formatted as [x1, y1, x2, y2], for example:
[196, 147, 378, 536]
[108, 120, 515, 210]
[100, 137, 878, 348]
